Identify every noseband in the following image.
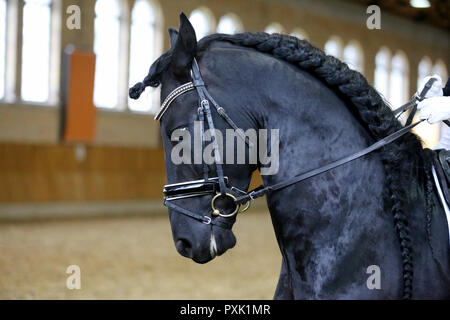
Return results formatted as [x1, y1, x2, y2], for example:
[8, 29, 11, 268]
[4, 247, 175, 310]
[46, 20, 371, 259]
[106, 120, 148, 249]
[158, 59, 437, 229]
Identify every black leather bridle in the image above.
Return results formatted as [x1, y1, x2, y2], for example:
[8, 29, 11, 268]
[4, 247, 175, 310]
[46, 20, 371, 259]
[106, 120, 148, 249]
[161, 59, 250, 229]
[159, 59, 437, 229]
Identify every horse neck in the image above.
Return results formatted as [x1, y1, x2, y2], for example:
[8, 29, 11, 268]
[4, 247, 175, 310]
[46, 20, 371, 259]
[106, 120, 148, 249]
[202, 46, 391, 244]
[201, 43, 450, 298]
[247, 60, 403, 297]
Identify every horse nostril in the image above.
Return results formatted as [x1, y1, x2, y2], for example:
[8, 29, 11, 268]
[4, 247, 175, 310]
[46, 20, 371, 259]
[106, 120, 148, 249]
[176, 239, 193, 258]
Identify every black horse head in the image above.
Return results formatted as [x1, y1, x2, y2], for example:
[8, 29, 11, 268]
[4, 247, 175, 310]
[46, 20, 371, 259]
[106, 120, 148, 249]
[130, 14, 258, 263]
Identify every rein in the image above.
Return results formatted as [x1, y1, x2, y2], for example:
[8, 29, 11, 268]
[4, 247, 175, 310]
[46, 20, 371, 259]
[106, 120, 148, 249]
[158, 61, 436, 228]
[235, 119, 423, 204]
[237, 77, 440, 205]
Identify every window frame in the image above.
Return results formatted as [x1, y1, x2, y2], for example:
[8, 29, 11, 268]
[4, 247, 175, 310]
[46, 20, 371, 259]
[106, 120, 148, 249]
[217, 13, 243, 34]
[389, 51, 409, 107]
[93, 0, 125, 110]
[264, 22, 285, 34]
[343, 40, 364, 74]
[290, 27, 309, 40]
[0, 0, 7, 100]
[374, 47, 392, 101]
[127, 0, 163, 114]
[18, 0, 61, 106]
[189, 7, 216, 40]
[324, 36, 343, 60]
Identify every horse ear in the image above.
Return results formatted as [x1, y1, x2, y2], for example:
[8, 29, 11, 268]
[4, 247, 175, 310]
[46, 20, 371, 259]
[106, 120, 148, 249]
[169, 13, 197, 77]
[168, 28, 178, 49]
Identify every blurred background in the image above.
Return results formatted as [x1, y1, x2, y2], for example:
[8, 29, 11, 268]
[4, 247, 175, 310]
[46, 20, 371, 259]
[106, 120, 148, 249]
[0, 0, 449, 299]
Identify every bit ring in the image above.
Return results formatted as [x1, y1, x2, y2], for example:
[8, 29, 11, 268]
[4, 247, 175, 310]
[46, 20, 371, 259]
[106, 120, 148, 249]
[211, 193, 240, 218]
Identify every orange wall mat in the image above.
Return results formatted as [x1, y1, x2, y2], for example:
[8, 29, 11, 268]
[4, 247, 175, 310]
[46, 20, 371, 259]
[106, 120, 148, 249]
[63, 51, 96, 142]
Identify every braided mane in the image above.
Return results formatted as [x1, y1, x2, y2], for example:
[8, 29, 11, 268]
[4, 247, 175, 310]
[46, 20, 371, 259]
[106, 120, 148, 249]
[131, 32, 435, 299]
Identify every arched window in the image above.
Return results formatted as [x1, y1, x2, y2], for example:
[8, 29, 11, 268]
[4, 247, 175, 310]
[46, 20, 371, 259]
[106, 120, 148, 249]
[390, 51, 409, 107]
[417, 56, 432, 89]
[374, 47, 391, 100]
[290, 28, 308, 40]
[432, 59, 448, 82]
[93, 0, 121, 109]
[21, 0, 52, 102]
[265, 22, 284, 34]
[0, 0, 6, 99]
[128, 0, 162, 112]
[217, 13, 243, 34]
[189, 7, 215, 40]
[324, 36, 343, 59]
[343, 40, 364, 73]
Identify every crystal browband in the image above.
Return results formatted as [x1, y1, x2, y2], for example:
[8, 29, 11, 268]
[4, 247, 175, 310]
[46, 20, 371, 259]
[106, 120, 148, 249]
[155, 82, 195, 120]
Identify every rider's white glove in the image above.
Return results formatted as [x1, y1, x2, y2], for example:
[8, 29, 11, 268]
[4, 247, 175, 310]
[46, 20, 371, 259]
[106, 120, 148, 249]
[416, 75, 443, 99]
[416, 75, 447, 124]
[418, 96, 450, 124]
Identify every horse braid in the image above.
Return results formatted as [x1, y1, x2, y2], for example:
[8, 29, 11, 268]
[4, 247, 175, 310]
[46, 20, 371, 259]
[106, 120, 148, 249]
[423, 150, 435, 258]
[384, 164, 414, 299]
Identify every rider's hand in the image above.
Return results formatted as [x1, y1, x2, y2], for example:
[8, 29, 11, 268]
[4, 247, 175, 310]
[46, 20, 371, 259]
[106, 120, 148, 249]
[418, 96, 450, 124]
[416, 75, 443, 99]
